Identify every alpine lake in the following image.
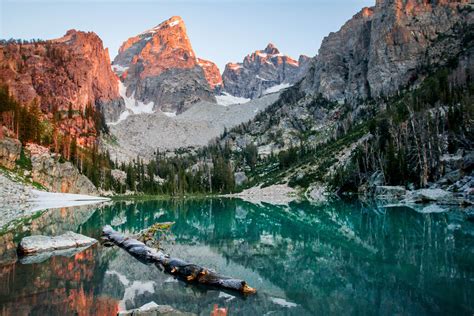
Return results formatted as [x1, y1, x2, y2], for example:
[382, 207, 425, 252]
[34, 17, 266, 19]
[0, 198, 473, 315]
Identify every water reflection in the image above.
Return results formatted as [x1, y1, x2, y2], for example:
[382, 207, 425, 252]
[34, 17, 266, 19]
[0, 199, 473, 315]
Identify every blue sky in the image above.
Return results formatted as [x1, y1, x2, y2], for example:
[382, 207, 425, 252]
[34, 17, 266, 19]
[1, 0, 374, 70]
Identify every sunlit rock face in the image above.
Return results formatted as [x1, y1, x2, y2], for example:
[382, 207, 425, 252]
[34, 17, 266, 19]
[112, 16, 218, 114]
[222, 43, 310, 99]
[302, 0, 473, 103]
[0, 30, 124, 120]
[197, 58, 223, 92]
[0, 30, 125, 143]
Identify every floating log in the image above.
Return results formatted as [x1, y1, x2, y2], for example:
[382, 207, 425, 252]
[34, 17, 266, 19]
[102, 225, 256, 294]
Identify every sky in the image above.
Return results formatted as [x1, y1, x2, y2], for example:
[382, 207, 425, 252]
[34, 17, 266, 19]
[0, 0, 374, 70]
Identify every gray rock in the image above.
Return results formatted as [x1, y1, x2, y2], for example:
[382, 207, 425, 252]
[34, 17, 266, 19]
[462, 151, 474, 171]
[234, 172, 248, 186]
[118, 301, 195, 316]
[100, 98, 126, 123]
[222, 44, 309, 99]
[129, 67, 216, 114]
[374, 186, 406, 199]
[444, 170, 462, 184]
[410, 189, 452, 204]
[106, 93, 279, 162]
[441, 153, 464, 173]
[18, 231, 97, 255]
[31, 154, 98, 195]
[301, 1, 471, 104]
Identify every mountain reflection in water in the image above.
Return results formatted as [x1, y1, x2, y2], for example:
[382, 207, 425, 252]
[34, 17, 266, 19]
[0, 199, 473, 315]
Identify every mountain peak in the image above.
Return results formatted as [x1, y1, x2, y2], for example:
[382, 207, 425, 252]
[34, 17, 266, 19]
[264, 43, 280, 55]
[223, 44, 307, 99]
[142, 16, 185, 35]
[112, 16, 219, 114]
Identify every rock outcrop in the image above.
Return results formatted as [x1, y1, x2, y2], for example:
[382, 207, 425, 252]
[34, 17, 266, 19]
[0, 30, 124, 122]
[0, 137, 21, 169]
[222, 43, 310, 99]
[302, 0, 473, 103]
[0, 136, 99, 195]
[112, 16, 217, 115]
[30, 153, 99, 195]
[197, 58, 223, 92]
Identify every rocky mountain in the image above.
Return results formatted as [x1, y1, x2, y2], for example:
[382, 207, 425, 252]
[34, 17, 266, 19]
[213, 0, 474, 199]
[0, 30, 123, 118]
[222, 43, 310, 99]
[112, 16, 219, 116]
[302, 0, 472, 103]
[0, 30, 124, 144]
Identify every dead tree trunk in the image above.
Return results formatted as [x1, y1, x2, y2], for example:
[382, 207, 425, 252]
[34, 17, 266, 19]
[102, 225, 256, 295]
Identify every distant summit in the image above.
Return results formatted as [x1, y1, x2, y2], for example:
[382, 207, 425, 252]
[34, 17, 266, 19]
[222, 43, 311, 99]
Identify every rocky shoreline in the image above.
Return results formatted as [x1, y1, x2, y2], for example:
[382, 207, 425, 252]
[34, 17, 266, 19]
[227, 184, 299, 205]
[0, 172, 109, 230]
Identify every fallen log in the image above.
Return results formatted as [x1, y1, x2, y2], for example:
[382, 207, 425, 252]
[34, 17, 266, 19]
[102, 225, 256, 295]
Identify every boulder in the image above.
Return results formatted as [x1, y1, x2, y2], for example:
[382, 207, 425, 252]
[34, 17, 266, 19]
[0, 137, 21, 170]
[118, 301, 195, 316]
[444, 170, 462, 184]
[18, 231, 97, 255]
[234, 172, 248, 186]
[374, 186, 406, 199]
[440, 153, 464, 173]
[462, 151, 474, 172]
[410, 189, 452, 204]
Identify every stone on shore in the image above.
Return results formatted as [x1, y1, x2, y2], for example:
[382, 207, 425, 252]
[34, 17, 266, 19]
[410, 188, 452, 203]
[118, 301, 195, 316]
[374, 186, 406, 199]
[18, 231, 97, 255]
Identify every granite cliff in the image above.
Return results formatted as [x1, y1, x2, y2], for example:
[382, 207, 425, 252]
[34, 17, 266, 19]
[112, 16, 219, 115]
[302, 0, 473, 103]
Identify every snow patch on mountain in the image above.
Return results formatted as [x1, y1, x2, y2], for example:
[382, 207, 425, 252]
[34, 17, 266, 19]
[108, 110, 130, 126]
[169, 20, 180, 27]
[118, 81, 154, 114]
[162, 111, 177, 118]
[216, 92, 250, 106]
[112, 64, 129, 74]
[264, 83, 291, 95]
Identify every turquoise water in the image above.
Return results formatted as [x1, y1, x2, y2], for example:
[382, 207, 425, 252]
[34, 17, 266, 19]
[0, 198, 473, 315]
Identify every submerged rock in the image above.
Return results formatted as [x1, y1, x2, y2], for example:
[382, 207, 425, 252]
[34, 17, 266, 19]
[118, 301, 195, 316]
[18, 231, 97, 256]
